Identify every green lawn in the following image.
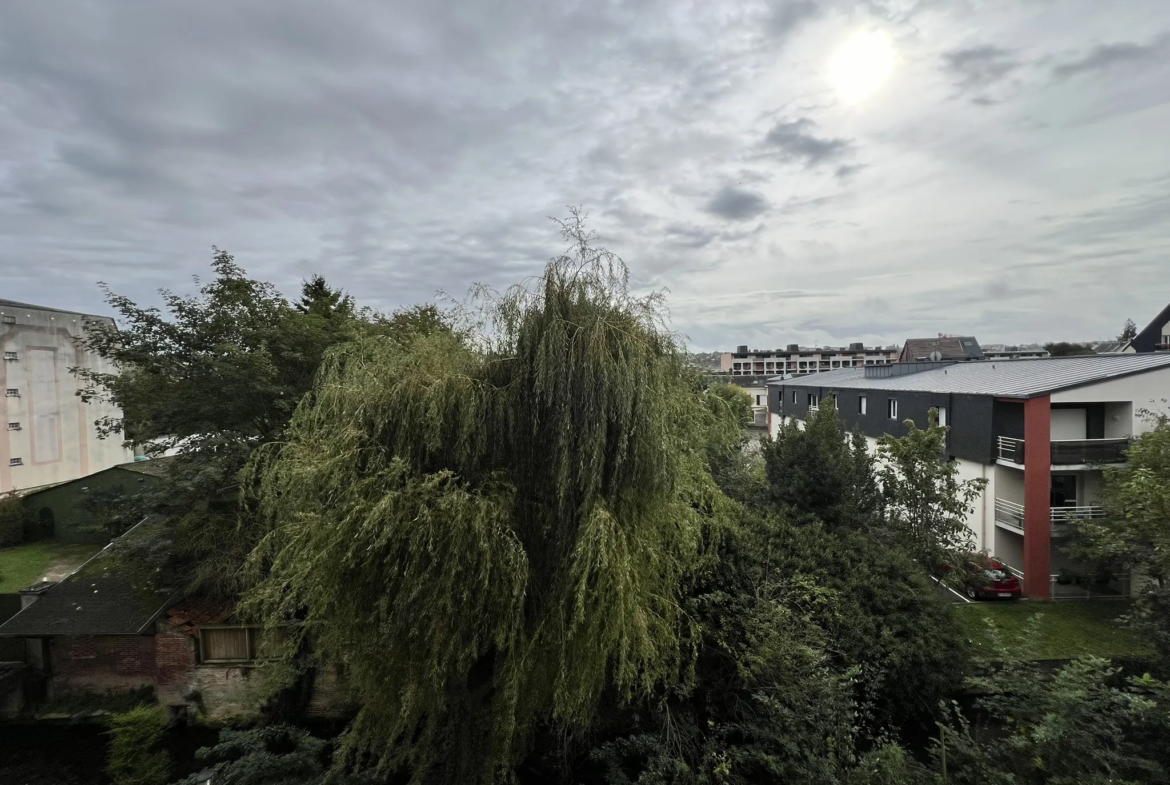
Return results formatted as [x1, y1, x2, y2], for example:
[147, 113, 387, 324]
[954, 600, 1152, 661]
[0, 543, 104, 593]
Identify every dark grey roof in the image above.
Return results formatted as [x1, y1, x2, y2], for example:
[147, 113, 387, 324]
[0, 520, 177, 637]
[898, 336, 983, 363]
[767, 353, 1170, 398]
[1133, 300, 1170, 353]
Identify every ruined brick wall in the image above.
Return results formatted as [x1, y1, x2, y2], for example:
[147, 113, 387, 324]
[49, 635, 158, 696]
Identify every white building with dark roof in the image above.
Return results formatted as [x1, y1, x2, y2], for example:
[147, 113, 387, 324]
[0, 299, 133, 493]
[767, 354, 1170, 600]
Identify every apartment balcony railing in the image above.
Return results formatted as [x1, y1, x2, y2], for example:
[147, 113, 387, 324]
[996, 436, 1129, 466]
[994, 498, 1105, 535]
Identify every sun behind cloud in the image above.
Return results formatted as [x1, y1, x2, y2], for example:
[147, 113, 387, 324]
[829, 30, 895, 103]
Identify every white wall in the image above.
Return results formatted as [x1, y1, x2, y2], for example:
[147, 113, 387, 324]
[1050, 408, 1086, 440]
[1051, 367, 1170, 436]
[0, 304, 133, 492]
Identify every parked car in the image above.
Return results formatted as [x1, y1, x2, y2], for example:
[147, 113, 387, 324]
[936, 553, 1022, 600]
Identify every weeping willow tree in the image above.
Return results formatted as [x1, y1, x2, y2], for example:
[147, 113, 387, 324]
[241, 211, 740, 783]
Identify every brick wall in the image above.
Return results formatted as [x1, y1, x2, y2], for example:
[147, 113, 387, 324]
[49, 635, 157, 696]
[45, 624, 349, 722]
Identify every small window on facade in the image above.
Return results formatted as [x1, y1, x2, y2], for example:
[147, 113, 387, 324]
[6, 422, 19, 430]
[9, 457, 22, 466]
[792, 390, 797, 403]
[3, 352, 16, 361]
[808, 393, 819, 409]
[5, 389, 17, 397]
[858, 395, 867, 415]
[200, 626, 287, 663]
[1, 315, 15, 324]
[756, 395, 762, 406]
[937, 406, 948, 427]
[887, 398, 898, 419]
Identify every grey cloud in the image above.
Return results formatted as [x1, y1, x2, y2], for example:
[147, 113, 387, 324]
[767, 0, 821, 39]
[704, 187, 769, 221]
[763, 119, 853, 166]
[1053, 34, 1170, 79]
[943, 45, 1020, 90]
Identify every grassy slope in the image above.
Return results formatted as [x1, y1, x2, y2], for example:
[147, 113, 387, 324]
[954, 600, 1153, 661]
[0, 543, 104, 593]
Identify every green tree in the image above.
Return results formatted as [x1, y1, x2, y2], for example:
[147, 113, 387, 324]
[106, 705, 171, 785]
[71, 250, 382, 595]
[1119, 318, 1139, 343]
[707, 383, 753, 426]
[937, 658, 1170, 785]
[1043, 341, 1096, 357]
[173, 724, 376, 785]
[877, 409, 986, 568]
[761, 399, 881, 533]
[588, 510, 940, 785]
[1072, 411, 1170, 657]
[241, 212, 740, 783]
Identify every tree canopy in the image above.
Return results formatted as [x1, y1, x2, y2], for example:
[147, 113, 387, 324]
[241, 213, 741, 782]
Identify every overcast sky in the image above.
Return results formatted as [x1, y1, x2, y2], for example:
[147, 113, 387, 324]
[2, 1, 1168, 351]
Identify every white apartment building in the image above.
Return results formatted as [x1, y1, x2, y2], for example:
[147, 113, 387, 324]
[767, 354, 1170, 600]
[0, 300, 133, 493]
[721, 343, 898, 378]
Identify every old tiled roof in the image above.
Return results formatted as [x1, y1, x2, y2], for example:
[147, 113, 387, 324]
[165, 598, 235, 638]
[116, 456, 176, 478]
[897, 336, 983, 363]
[770, 353, 1170, 398]
[0, 520, 178, 637]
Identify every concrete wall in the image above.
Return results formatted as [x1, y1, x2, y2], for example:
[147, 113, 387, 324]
[1051, 366, 1170, 435]
[1050, 408, 1086, 440]
[0, 303, 133, 493]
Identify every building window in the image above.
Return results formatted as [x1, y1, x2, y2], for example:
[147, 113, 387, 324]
[200, 626, 286, 664]
[858, 395, 867, 415]
[887, 399, 898, 420]
[937, 406, 948, 427]
[808, 393, 820, 410]
[3, 352, 16, 361]
[756, 395, 762, 406]
[9, 458, 22, 466]
[1, 315, 15, 324]
[792, 391, 798, 404]
[4, 389, 17, 397]
[6, 422, 19, 430]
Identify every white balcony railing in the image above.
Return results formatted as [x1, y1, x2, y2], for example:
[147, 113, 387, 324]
[997, 436, 1024, 463]
[994, 498, 1105, 535]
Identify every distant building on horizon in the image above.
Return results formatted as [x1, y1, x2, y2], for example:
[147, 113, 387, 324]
[721, 343, 899, 378]
[982, 343, 1050, 361]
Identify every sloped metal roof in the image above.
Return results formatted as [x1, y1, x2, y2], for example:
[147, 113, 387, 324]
[768, 353, 1170, 398]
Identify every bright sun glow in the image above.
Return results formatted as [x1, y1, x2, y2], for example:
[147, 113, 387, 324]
[829, 30, 895, 103]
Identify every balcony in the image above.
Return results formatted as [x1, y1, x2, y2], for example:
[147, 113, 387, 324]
[996, 436, 1129, 466]
[994, 498, 1105, 536]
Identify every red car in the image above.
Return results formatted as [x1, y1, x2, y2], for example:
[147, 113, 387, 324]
[937, 554, 1022, 600]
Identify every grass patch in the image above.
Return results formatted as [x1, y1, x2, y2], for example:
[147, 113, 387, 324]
[0, 542, 104, 593]
[954, 600, 1153, 661]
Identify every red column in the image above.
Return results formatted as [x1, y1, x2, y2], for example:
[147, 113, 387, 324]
[1023, 395, 1052, 600]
